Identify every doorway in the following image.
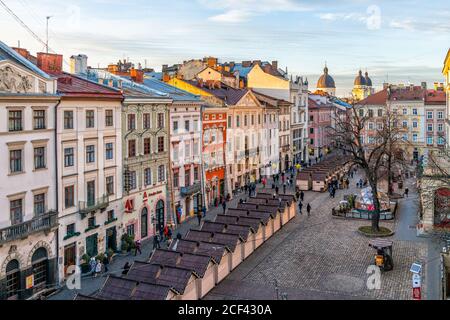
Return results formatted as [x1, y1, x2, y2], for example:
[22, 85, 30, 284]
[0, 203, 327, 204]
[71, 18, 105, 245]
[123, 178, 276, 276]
[141, 207, 148, 239]
[106, 227, 117, 252]
[64, 243, 76, 276]
[86, 233, 98, 257]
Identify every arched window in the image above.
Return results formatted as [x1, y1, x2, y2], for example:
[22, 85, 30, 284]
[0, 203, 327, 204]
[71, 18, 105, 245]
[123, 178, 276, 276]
[141, 207, 148, 238]
[6, 259, 20, 299]
[31, 247, 48, 288]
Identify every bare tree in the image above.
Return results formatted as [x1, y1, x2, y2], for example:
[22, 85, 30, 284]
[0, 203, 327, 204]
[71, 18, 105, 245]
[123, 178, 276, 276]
[327, 105, 407, 232]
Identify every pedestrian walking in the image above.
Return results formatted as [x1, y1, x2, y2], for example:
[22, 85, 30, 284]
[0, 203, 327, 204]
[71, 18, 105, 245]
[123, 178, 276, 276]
[153, 234, 160, 250]
[295, 190, 300, 201]
[300, 191, 304, 202]
[306, 203, 311, 217]
[134, 239, 142, 256]
[197, 211, 202, 226]
[275, 185, 279, 195]
[159, 226, 164, 240]
[404, 187, 409, 198]
[89, 257, 96, 274]
[94, 259, 102, 277]
[222, 200, 227, 214]
[202, 206, 206, 218]
[122, 262, 130, 275]
[163, 225, 169, 241]
[283, 183, 286, 194]
[102, 254, 109, 273]
[298, 201, 303, 214]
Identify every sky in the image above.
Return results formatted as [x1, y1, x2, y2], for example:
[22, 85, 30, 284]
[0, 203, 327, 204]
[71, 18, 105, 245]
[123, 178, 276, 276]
[0, 0, 449, 97]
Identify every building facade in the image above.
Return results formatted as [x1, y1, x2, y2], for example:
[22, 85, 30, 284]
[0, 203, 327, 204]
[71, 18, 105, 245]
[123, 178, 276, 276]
[352, 70, 374, 102]
[290, 77, 309, 165]
[308, 94, 335, 159]
[0, 43, 59, 300]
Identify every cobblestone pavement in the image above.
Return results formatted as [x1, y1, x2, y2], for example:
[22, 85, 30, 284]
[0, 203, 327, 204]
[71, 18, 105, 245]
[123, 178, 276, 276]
[205, 172, 429, 300]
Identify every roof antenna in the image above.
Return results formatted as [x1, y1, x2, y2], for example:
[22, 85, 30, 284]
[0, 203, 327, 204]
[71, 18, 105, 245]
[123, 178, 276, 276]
[18, 40, 20, 48]
[46, 16, 52, 54]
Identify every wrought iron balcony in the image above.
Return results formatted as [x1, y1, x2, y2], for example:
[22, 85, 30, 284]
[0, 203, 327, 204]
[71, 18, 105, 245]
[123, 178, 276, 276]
[180, 182, 201, 196]
[79, 195, 109, 218]
[0, 211, 58, 245]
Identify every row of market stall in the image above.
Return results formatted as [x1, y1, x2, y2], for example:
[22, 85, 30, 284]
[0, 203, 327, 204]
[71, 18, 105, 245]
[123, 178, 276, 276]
[75, 192, 296, 300]
[296, 156, 352, 192]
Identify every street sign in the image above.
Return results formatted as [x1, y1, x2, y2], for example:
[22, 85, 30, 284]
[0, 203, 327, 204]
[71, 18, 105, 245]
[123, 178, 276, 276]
[412, 287, 421, 300]
[410, 263, 422, 274]
[412, 274, 421, 288]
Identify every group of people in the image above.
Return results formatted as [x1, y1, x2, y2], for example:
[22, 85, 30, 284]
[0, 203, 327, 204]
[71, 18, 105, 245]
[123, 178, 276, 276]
[89, 254, 110, 277]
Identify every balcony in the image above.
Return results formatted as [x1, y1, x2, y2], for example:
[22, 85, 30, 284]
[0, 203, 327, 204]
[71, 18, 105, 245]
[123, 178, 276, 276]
[79, 195, 109, 218]
[180, 182, 201, 196]
[0, 211, 58, 245]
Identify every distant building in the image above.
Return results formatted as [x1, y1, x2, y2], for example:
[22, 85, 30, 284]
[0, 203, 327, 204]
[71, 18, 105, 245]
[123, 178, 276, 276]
[352, 70, 374, 101]
[316, 65, 336, 96]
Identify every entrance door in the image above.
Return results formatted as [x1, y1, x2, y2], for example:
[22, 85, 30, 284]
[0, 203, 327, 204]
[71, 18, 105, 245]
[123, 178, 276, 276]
[141, 207, 148, 239]
[156, 200, 165, 232]
[87, 181, 95, 207]
[86, 233, 98, 257]
[31, 247, 48, 293]
[5, 260, 20, 300]
[64, 243, 76, 276]
[185, 198, 191, 216]
[106, 227, 117, 252]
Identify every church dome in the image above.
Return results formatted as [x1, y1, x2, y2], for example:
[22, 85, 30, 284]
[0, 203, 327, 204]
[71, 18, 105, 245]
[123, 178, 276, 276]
[354, 70, 366, 86]
[365, 71, 372, 86]
[317, 66, 335, 89]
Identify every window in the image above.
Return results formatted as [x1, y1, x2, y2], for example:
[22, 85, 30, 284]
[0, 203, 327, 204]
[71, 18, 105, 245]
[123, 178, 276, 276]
[106, 176, 114, 195]
[173, 121, 178, 133]
[368, 123, 374, 130]
[438, 136, 445, 145]
[185, 120, 190, 132]
[402, 134, 408, 141]
[427, 111, 433, 119]
[413, 121, 418, 128]
[427, 136, 433, 145]
[64, 148, 74, 167]
[310, 128, 314, 134]
[67, 223, 75, 235]
[33, 110, 46, 129]
[437, 111, 443, 119]
[173, 171, 179, 188]
[144, 138, 151, 155]
[402, 108, 407, 115]
[244, 115, 248, 126]
[107, 210, 114, 222]
[8, 110, 22, 131]
[193, 141, 199, 156]
[185, 169, 191, 186]
[86, 145, 95, 163]
[157, 113, 164, 129]
[86, 181, 95, 206]
[194, 119, 198, 131]
[228, 116, 232, 128]
[185, 142, 191, 158]
[129, 171, 137, 190]
[412, 133, 418, 142]
[64, 111, 74, 129]
[377, 109, 383, 117]
[105, 143, 113, 160]
[194, 167, 199, 181]
[412, 108, 417, 115]
[158, 165, 165, 182]
[143, 113, 151, 129]
[310, 115, 314, 122]
[128, 140, 136, 157]
[427, 124, 433, 132]
[88, 217, 96, 228]
[10, 199, 23, 225]
[86, 110, 95, 128]
[438, 123, 443, 132]
[10, 150, 22, 173]
[402, 121, 408, 129]
[368, 109, 374, 118]
[144, 168, 152, 186]
[377, 123, 383, 130]
[128, 114, 136, 131]
[64, 185, 75, 208]
[158, 136, 164, 152]
[34, 147, 46, 169]
[127, 224, 135, 237]
[34, 193, 45, 216]
[251, 115, 255, 126]
[236, 115, 240, 127]
[105, 110, 113, 126]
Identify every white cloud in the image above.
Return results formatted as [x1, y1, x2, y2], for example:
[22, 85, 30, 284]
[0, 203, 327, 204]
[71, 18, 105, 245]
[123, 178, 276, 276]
[199, 0, 312, 23]
[389, 19, 415, 31]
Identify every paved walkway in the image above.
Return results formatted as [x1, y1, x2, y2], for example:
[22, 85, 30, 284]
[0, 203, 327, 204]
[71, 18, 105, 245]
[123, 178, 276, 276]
[205, 172, 430, 300]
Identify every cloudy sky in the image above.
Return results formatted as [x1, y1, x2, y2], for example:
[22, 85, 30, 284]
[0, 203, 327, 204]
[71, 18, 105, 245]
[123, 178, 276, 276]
[0, 0, 448, 96]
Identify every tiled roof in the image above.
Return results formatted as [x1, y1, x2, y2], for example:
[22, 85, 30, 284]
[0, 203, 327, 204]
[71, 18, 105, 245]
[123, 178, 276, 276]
[388, 86, 425, 101]
[0, 41, 52, 79]
[169, 239, 228, 264]
[186, 80, 248, 105]
[149, 249, 213, 277]
[50, 72, 123, 98]
[425, 89, 446, 104]
[201, 221, 227, 233]
[252, 90, 292, 106]
[226, 224, 253, 241]
[214, 215, 239, 225]
[356, 89, 388, 106]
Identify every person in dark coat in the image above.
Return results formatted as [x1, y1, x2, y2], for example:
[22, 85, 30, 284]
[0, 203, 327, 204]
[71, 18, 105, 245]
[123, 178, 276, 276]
[283, 183, 286, 194]
[122, 262, 130, 275]
[196, 211, 202, 226]
[103, 254, 109, 273]
[404, 187, 409, 198]
[134, 239, 142, 256]
[153, 235, 160, 250]
[222, 200, 227, 214]
[306, 203, 311, 217]
[298, 201, 303, 214]
[300, 191, 304, 201]
[275, 185, 279, 195]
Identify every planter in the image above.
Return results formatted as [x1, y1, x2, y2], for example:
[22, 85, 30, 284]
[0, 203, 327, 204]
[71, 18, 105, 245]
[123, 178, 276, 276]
[63, 232, 81, 241]
[357, 226, 394, 238]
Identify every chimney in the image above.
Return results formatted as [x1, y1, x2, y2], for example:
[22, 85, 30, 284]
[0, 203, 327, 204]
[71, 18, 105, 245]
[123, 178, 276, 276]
[162, 64, 168, 72]
[37, 52, 63, 73]
[242, 61, 251, 68]
[70, 54, 88, 75]
[421, 82, 427, 90]
[229, 61, 235, 69]
[130, 68, 144, 83]
[272, 60, 278, 70]
[162, 73, 170, 83]
[252, 60, 261, 66]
